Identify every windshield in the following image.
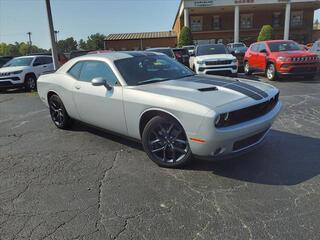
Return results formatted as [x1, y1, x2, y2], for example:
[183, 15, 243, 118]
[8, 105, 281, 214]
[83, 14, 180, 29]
[196, 45, 228, 56]
[114, 55, 194, 86]
[233, 43, 246, 48]
[4, 57, 33, 67]
[268, 41, 301, 52]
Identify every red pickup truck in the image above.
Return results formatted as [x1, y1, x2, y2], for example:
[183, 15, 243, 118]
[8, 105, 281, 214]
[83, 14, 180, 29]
[244, 40, 319, 81]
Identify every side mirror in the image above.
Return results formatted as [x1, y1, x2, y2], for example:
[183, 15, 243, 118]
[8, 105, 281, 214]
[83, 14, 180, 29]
[91, 77, 112, 90]
[260, 49, 267, 54]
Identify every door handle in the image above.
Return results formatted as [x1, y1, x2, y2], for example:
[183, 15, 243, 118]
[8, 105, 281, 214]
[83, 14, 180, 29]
[75, 85, 81, 90]
[43, 65, 47, 68]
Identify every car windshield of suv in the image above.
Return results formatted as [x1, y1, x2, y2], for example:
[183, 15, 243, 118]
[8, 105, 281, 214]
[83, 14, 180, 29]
[3, 57, 33, 67]
[114, 55, 194, 86]
[233, 43, 246, 48]
[148, 49, 174, 58]
[268, 41, 301, 52]
[196, 45, 228, 56]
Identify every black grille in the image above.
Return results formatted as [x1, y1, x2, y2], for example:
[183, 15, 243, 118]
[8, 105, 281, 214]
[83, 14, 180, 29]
[215, 93, 279, 128]
[205, 60, 232, 65]
[233, 129, 269, 151]
[290, 67, 317, 73]
[0, 81, 11, 87]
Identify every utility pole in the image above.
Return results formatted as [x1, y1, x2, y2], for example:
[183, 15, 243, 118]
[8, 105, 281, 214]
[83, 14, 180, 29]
[54, 30, 59, 43]
[27, 32, 32, 54]
[45, 0, 60, 70]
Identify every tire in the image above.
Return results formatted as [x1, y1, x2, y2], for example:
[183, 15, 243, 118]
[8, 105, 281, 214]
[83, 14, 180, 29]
[266, 63, 278, 81]
[244, 61, 252, 75]
[48, 94, 72, 129]
[24, 74, 37, 92]
[142, 116, 192, 168]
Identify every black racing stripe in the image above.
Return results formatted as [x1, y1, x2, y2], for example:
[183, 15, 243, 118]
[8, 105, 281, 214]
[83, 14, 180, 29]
[235, 81, 268, 98]
[181, 78, 263, 100]
[226, 84, 263, 100]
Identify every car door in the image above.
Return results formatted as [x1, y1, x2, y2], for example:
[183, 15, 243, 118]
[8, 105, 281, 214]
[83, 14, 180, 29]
[256, 43, 268, 70]
[42, 56, 54, 73]
[32, 57, 46, 78]
[72, 60, 127, 135]
[248, 43, 259, 69]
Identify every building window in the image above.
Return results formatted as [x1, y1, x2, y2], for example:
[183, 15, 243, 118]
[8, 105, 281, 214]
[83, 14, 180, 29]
[190, 16, 203, 32]
[212, 16, 220, 30]
[291, 11, 303, 27]
[273, 12, 281, 28]
[240, 14, 253, 29]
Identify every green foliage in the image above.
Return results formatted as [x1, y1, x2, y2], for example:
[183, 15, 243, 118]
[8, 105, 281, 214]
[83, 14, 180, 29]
[0, 42, 48, 56]
[178, 27, 193, 48]
[80, 33, 106, 50]
[258, 25, 274, 42]
[57, 37, 78, 53]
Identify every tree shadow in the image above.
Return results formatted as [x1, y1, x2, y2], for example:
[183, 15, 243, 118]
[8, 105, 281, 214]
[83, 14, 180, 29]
[187, 130, 320, 186]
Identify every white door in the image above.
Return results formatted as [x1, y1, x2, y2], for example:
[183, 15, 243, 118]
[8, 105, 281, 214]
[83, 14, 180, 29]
[32, 56, 54, 78]
[72, 60, 127, 135]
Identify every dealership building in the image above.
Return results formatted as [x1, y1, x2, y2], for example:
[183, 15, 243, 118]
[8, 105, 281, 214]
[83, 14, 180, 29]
[105, 0, 320, 50]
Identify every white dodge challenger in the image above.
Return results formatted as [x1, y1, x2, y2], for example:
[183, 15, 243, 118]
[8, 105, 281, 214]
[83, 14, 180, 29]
[37, 51, 281, 168]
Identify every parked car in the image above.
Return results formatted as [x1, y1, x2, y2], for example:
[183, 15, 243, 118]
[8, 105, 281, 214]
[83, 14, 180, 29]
[146, 47, 189, 66]
[0, 56, 14, 68]
[227, 42, 248, 70]
[172, 48, 190, 67]
[244, 40, 320, 81]
[37, 51, 281, 168]
[182, 45, 195, 55]
[146, 47, 175, 58]
[28, 52, 68, 66]
[309, 40, 320, 55]
[0, 55, 54, 91]
[190, 44, 238, 76]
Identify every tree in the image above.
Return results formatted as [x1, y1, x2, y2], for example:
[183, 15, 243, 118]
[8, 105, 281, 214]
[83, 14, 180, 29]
[178, 27, 193, 48]
[258, 25, 274, 42]
[78, 39, 87, 50]
[85, 33, 106, 50]
[57, 37, 78, 53]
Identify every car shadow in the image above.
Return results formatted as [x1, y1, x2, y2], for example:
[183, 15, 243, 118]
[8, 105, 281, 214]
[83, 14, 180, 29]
[187, 130, 320, 186]
[0, 88, 28, 94]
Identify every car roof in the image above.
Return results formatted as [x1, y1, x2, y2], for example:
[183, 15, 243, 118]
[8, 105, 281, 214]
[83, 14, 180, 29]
[15, 55, 51, 59]
[73, 51, 163, 62]
[147, 47, 171, 50]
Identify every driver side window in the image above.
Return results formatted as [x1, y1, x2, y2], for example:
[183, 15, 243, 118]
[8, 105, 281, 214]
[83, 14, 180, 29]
[79, 61, 118, 86]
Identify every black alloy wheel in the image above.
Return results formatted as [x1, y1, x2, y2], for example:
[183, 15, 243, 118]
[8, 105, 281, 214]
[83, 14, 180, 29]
[49, 94, 72, 129]
[142, 116, 192, 168]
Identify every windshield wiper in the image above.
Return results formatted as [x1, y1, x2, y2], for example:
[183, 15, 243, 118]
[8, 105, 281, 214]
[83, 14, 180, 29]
[174, 74, 195, 80]
[137, 78, 171, 85]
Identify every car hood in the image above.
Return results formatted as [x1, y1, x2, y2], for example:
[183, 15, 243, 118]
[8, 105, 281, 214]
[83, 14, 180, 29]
[196, 54, 236, 61]
[130, 75, 277, 109]
[272, 51, 317, 58]
[0, 66, 29, 72]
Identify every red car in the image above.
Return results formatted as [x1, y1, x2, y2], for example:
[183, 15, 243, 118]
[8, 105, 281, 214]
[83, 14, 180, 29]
[244, 40, 319, 81]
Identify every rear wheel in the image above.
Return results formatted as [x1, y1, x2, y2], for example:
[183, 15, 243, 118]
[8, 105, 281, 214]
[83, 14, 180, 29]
[48, 94, 72, 129]
[24, 74, 37, 92]
[142, 116, 192, 168]
[266, 63, 278, 81]
[244, 61, 252, 75]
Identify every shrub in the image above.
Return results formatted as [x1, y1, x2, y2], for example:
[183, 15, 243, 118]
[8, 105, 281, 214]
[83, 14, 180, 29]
[258, 25, 274, 42]
[178, 27, 193, 47]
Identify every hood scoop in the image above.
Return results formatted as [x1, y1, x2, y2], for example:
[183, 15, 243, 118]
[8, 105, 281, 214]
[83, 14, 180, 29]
[198, 86, 218, 92]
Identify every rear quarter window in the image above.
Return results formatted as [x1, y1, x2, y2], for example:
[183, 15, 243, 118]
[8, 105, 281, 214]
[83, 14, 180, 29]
[68, 62, 84, 79]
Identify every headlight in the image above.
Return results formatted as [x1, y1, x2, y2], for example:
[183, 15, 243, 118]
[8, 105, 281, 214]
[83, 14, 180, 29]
[277, 56, 291, 62]
[197, 60, 205, 65]
[215, 112, 230, 127]
[12, 70, 23, 75]
[232, 59, 238, 64]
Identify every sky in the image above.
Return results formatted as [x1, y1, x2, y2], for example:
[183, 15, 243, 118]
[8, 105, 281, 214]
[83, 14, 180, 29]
[0, 0, 319, 49]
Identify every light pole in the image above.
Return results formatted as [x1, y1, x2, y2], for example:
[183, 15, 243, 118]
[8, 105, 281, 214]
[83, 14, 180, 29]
[45, 0, 60, 70]
[27, 32, 32, 54]
[54, 30, 59, 43]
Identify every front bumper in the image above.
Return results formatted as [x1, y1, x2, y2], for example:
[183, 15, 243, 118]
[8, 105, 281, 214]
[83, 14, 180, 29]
[0, 77, 24, 89]
[278, 63, 319, 76]
[189, 101, 282, 160]
[197, 64, 238, 75]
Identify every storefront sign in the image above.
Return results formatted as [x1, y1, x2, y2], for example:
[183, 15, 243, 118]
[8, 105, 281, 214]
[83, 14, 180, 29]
[194, 0, 214, 7]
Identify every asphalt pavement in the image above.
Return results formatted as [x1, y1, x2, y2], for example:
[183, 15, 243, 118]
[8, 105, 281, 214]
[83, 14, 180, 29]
[0, 74, 319, 240]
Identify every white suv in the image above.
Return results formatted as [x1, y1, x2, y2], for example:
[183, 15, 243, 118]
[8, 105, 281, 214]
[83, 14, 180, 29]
[190, 44, 238, 77]
[0, 55, 54, 91]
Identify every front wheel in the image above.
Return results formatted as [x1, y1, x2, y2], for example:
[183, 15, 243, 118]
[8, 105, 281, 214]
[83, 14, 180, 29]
[48, 94, 72, 129]
[266, 63, 278, 81]
[24, 74, 37, 92]
[244, 61, 252, 75]
[142, 116, 192, 168]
